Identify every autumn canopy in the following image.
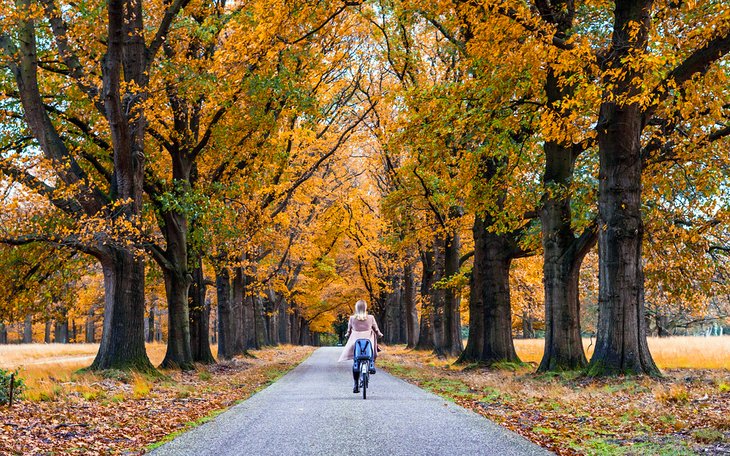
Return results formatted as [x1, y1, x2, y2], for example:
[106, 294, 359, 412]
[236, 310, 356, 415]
[0, 0, 728, 376]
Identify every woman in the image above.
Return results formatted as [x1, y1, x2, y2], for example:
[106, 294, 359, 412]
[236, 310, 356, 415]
[338, 299, 383, 393]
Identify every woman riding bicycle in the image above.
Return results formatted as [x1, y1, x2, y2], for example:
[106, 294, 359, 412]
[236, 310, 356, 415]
[338, 299, 383, 393]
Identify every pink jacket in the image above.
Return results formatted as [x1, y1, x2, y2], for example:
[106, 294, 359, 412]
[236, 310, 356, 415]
[338, 314, 383, 362]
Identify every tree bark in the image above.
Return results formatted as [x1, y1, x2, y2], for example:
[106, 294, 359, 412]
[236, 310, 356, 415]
[587, 0, 660, 377]
[522, 311, 534, 339]
[86, 308, 96, 343]
[23, 314, 33, 343]
[458, 217, 520, 365]
[431, 236, 447, 356]
[278, 295, 291, 344]
[254, 293, 268, 348]
[415, 250, 435, 350]
[0, 322, 6, 344]
[160, 267, 193, 369]
[147, 301, 155, 343]
[403, 262, 419, 348]
[444, 230, 464, 356]
[44, 320, 51, 343]
[384, 273, 403, 344]
[538, 137, 596, 372]
[216, 267, 236, 359]
[91, 248, 153, 371]
[190, 260, 215, 363]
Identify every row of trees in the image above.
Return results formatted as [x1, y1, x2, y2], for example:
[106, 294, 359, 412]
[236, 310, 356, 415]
[1, 0, 728, 376]
[351, 0, 730, 376]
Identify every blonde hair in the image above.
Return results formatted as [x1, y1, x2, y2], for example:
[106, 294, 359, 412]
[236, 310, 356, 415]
[354, 300, 368, 321]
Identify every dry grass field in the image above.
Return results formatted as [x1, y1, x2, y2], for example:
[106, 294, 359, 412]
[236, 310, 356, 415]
[512, 336, 730, 369]
[0, 343, 217, 398]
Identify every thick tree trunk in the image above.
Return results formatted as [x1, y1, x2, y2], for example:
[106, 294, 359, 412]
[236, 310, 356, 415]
[403, 262, 419, 348]
[587, 0, 659, 377]
[23, 314, 33, 343]
[444, 231, 463, 357]
[190, 261, 215, 363]
[415, 251, 435, 350]
[0, 323, 6, 344]
[587, 99, 659, 376]
[538, 138, 594, 372]
[160, 268, 193, 369]
[216, 267, 235, 359]
[91, 249, 153, 371]
[458, 217, 520, 365]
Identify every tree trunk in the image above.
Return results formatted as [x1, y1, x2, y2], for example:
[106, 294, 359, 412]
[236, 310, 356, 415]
[415, 251, 435, 350]
[587, 98, 659, 376]
[232, 266, 248, 355]
[91, 249, 154, 371]
[458, 217, 520, 365]
[278, 296, 291, 344]
[431, 236, 447, 356]
[291, 309, 301, 346]
[403, 262, 419, 348]
[586, 0, 659, 377]
[147, 302, 155, 343]
[254, 294, 268, 347]
[657, 314, 670, 337]
[216, 267, 236, 359]
[23, 314, 33, 343]
[86, 308, 96, 343]
[44, 320, 51, 343]
[0, 322, 6, 344]
[160, 268, 194, 369]
[538, 143, 593, 371]
[444, 231, 464, 357]
[211, 302, 217, 345]
[384, 274, 402, 345]
[54, 312, 68, 344]
[265, 291, 278, 345]
[522, 311, 534, 339]
[190, 260, 215, 363]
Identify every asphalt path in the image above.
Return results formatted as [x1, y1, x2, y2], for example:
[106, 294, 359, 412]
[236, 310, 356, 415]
[152, 347, 552, 456]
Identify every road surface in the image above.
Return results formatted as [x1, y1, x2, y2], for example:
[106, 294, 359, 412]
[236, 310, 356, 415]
[152, 347, 551, 456]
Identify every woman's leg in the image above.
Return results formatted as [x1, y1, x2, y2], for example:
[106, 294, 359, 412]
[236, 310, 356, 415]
[352, 362, 360, 392]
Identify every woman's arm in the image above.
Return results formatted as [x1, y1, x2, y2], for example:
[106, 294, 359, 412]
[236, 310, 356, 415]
[372, 316, 383, 338]
[345, 316, 353, 338]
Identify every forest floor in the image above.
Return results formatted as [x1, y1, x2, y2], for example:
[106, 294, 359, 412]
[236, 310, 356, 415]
[0, 345, 315, 455]
[381, 338, 730, 456]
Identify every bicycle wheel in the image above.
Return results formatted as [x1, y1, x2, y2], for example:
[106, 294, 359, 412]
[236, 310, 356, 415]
[360, 361, 368, 400]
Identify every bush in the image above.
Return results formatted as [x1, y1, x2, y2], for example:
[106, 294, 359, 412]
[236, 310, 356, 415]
[0, 367, 25, 405]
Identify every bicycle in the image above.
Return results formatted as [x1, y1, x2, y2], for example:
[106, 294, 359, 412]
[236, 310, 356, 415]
[353, 339, 373, 400]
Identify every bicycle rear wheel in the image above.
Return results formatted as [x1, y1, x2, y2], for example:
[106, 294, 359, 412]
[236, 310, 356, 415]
[360, 361, 368, 400]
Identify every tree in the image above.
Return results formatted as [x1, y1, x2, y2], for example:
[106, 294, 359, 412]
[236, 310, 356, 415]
[0, 0, 190, 370]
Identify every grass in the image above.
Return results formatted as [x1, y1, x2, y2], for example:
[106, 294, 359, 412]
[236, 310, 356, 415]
[511, 336, 730, 369]
[381, 343, 730, 456]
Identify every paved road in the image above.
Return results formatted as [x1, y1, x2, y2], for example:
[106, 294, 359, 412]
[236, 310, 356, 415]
[152, 347, 551, 456]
